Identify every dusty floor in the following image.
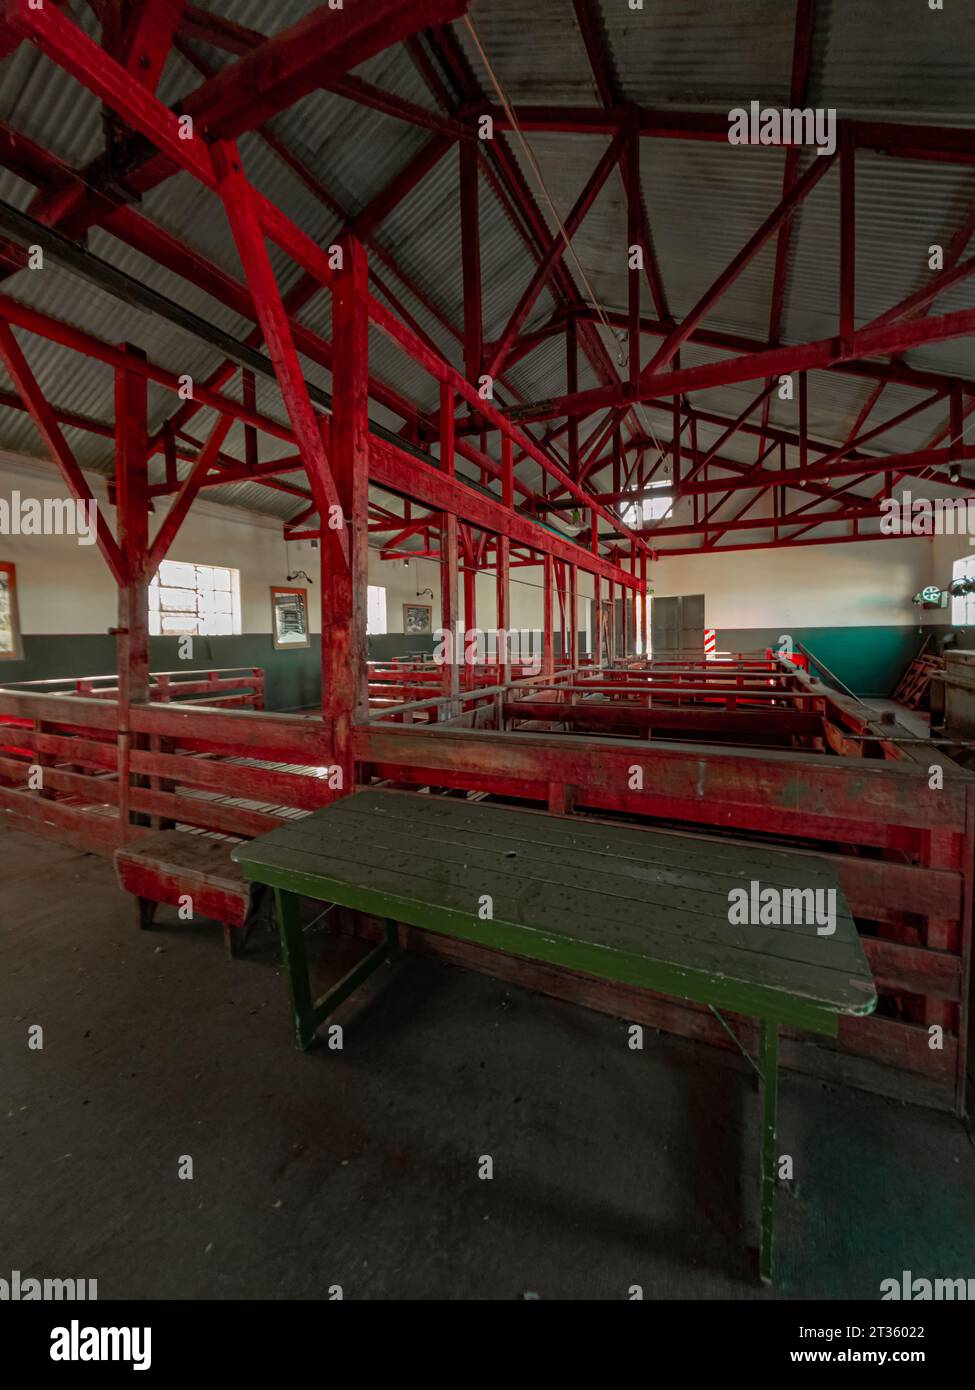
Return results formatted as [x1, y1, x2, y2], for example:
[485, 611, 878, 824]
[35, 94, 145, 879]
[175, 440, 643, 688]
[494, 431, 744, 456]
[1, 823, 973, 1301]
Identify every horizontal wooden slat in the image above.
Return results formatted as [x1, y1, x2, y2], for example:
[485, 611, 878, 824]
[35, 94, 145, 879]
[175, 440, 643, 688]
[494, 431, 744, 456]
[29, 731, 118, 769]
[0, 786, 128, 855]
[0, 755, 118, 802]
[128, 786, 290, 839]
[130, 703, 329, 760]
[129, 749, 337, 811]
[862, 937, 961, 1000]
[0, 689, 119, 729]
[837, 1013, 957, 1080]
[357, 725, 974, 845]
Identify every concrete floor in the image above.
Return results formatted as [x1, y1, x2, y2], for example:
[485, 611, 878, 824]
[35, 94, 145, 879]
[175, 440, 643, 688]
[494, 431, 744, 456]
[2, 823, 973, 1301]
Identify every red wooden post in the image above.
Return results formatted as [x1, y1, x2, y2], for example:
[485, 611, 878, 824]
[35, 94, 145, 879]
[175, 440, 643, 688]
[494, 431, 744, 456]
[463, 556, 477, 691]
[498, 432, 513, 684]
[497, 533, 510, 685]
[441, 513, 460, 714]
[639, 548, 648, 656]
[568, 563, 578, 668]
[328, 233, 370, 782]
[543, 554, 554, 678]
[115, 345, 149, 838]
[593, 572, 602, 665]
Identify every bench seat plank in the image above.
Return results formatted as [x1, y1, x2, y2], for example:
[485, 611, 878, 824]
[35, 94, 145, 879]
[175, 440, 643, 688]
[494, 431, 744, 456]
[115, 829, 251, 934]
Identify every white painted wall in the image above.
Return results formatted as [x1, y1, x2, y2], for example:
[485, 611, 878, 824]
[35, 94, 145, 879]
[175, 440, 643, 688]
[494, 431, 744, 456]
[649, 537, 935, 629]
[1, 453, 313, 634]
[2, 453, 596, 644]
[369, 550, 594, 642]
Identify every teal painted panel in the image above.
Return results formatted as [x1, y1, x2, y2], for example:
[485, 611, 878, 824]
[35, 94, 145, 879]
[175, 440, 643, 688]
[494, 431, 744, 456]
[4, 634, 321, 711]
[716, 626, 932, 696]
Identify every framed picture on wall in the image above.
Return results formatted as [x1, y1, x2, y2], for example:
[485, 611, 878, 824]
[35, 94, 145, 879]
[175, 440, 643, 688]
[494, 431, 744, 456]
[403, 602, 433, 636]
[270, 585, 310, 649]
[0, 561, 23, 660]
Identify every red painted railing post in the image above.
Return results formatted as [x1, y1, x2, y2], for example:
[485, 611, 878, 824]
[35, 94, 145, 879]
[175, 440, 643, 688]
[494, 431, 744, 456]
[328, 233, 370, 785]
[115, 344, 149, 838]
[543, 555, 554, 678]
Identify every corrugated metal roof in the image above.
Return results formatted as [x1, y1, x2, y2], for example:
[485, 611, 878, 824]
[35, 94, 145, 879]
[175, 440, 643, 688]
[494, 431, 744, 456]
[0, 0, 973, 533]
[457, 0, 601, 105]
[597, 0, 796, 110]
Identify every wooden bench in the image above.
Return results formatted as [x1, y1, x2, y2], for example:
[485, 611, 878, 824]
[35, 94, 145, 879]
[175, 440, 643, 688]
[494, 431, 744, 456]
[232, 789, 877, 1284]
[115, 829, 262, 956]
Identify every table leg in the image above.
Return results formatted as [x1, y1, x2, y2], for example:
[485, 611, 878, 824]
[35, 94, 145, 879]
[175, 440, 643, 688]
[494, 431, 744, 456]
[759, 1019, 779, 1284]
[273, 888, 316, 1050]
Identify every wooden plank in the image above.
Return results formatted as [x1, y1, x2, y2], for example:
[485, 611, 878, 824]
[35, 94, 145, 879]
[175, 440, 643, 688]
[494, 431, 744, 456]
[0, 786, 129, 854]
[0, 690, 119, 729]
[504, 700, 825, 737]
[116, 828, 247, 880]
[128, 787, 286, 839]
[11, 730, 120, 770]
[129, 749, 337, 811]
[862, 937, 961, 1001]
[356, 725, 972, 844]
[0, 755, 118, 802]
[129, 703, 329, 760]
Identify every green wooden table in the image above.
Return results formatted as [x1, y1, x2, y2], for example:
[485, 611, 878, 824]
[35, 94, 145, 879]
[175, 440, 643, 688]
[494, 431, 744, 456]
[232, 789, 877, 1282]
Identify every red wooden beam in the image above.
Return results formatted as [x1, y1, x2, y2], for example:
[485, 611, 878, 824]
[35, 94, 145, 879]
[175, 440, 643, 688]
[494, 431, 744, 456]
[429, 24, 638, 447]
[487, 129, 625, 380]
[213, 140, 346, 568]
[367, 293, 649, 555]
[648, 529, 949, 559]
[640, 152, 837, 383]
[146, 412, 234, 574]
[367, 436, 640, 588]
[514, 304, 975, 418]
[483, 106, 975, 165]
[0, 318, 126, 584]
[493, 302, 975, 398]
[157, 0, 471, 141]
[115, 0, 184, 93]
[658, 441, 975, 500]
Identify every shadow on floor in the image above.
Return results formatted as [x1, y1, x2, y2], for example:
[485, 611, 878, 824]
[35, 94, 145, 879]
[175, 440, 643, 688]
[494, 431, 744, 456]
[1, 825, 972, 1300]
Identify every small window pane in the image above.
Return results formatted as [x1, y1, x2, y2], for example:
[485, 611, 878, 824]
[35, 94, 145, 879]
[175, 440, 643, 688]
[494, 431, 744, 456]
[149, 562, 241, 636]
